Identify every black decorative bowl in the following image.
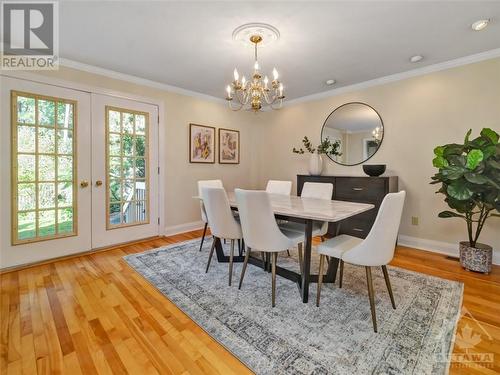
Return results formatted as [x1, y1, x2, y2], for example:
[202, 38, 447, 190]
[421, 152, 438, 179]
[363, 164, 386, 177]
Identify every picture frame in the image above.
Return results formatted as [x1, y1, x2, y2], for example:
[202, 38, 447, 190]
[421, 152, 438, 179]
[189, 123, 215, 163]
[218, 128, 240, 164]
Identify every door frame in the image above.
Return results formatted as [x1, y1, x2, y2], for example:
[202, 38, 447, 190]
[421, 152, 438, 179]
[1, 71, 167, 239]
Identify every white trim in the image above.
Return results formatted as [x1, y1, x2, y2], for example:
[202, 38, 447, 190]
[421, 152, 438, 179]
[164, 221, 205, 237]
[59, 58, 227, 105]
[2, 70, 164, 106]
[285, 48, 500, 107]
[398, 235, 500, 265]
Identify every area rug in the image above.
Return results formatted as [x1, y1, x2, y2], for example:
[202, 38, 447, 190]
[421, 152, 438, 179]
[124, 238, 463, 375]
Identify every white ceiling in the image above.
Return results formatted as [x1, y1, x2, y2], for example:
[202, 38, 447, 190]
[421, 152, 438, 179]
[59, 1, 500, 101]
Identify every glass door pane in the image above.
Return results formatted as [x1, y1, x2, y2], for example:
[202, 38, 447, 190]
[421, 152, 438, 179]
[12, 91, 77, 244]
[105, 107, 149, 229]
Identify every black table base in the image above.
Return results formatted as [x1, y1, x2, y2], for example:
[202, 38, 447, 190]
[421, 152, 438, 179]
[213, 220, 340, 303]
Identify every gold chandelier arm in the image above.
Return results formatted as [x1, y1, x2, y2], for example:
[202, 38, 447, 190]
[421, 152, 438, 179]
[269, 97, 284, 110]
[262, 90, 274, 105]
[227, 99, 244, 111]
[235, 88, 250, 105]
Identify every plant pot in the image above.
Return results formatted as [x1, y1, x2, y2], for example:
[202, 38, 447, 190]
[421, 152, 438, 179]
[309, 153, 323, 175]
[459, 241, 492, 274]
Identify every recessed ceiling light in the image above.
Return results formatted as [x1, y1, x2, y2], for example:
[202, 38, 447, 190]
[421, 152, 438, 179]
[471, 19, 490, 31]
[325, 79, 336, 85]
[409, 55, 423, 63]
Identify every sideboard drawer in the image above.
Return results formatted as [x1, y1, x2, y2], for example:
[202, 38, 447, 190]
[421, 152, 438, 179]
[340, 210, 377, 238]
[335, 177, 385, 202]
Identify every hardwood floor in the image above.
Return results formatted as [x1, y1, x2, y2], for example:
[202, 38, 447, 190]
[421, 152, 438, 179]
[1, 230, 499, 374]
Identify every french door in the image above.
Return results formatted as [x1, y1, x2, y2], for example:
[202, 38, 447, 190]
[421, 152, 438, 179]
[0, 76, 159, 268]
[91, 94, 159, 248]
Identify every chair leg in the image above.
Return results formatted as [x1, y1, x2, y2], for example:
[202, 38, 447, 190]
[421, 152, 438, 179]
[205, 238, 216, 273]
[238, 248, 251, 289]
[272, 253, 278, 307]
[339, 260, 344, 288]
[297, 242, 304, 276]
[316, 254, 325, 307]
[238, 239, 242, 256]
[261, 251, 266, 268]
[365, 266, 377, 333]
[199, 222, 208, 251]
[382, 265, 396, 309]
[287, 250, 291, 256]
[229, 240, 235, 286]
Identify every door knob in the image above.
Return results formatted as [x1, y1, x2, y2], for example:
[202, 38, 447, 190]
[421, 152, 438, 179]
[95, 180, 103, 187]
[80, 180, 89, 188]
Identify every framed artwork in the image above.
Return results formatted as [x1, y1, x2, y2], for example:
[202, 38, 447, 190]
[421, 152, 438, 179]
[189, 123, 215, 163]
[219, 128, 240, 164]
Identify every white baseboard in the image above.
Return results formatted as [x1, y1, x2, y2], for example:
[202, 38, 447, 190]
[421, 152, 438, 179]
[161, 224, 500, 265]
[164, 220, 205, 237]
[398, 235, 500, 265]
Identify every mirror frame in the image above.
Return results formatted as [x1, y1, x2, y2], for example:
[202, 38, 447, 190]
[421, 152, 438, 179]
[321, 102, 384, 166]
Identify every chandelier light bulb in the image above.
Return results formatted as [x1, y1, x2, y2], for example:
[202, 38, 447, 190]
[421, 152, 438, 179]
[254, 61, 259, 70]
[279, 83, 283, 95]
[264, 75, 269, 87]
[241, 76, 246, 87]
[233, 68, 239, 81]
[273, 67, 279, 80]
[226, 85, 231, 97]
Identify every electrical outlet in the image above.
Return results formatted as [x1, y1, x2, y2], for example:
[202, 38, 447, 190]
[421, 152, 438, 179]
[411, 216, 419, 226]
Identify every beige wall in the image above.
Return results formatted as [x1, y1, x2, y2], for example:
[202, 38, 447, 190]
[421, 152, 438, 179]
[29, 58, 500, 258]
[255, 58, 500, 254]
[34, 66, 260, 231]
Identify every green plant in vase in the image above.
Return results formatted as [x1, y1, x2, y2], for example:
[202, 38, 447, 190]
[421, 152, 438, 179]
[431, 127, 500, 273]
[293, 136, 342, 175]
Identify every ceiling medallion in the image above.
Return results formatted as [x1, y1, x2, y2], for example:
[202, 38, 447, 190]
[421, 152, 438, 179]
[226, 23, 284, 112]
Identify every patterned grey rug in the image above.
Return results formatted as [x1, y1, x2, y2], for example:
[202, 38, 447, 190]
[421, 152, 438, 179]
[124, 238, 463, 375]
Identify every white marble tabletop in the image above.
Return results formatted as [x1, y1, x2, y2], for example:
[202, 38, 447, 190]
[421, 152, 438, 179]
[195, 192, 374, 223]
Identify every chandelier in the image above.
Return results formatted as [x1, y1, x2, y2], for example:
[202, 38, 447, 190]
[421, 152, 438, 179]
[225, 34, 285, 112]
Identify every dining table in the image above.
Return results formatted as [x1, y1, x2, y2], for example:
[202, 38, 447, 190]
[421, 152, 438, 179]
[197, 192, 374, 303]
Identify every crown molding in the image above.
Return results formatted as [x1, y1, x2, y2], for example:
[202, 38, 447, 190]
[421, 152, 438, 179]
[59, 48, 500, 110]
[284, 48, 500, 107]
[59, 57, 227, 105]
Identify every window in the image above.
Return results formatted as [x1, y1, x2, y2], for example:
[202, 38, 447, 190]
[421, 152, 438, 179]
[12, 91, 77, 244]
[106, 106, 149, 228]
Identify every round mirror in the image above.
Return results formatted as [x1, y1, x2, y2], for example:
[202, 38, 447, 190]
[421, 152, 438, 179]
[321, 102, 384, 166]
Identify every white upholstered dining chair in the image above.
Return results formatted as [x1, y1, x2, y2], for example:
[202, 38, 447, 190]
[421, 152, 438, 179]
[266, 180, 292, 195]
[197, 180, 224, 252]
[279, 182, 334, 272]
[235, 189, 304, 307]
[316, 191, 406, 332]
[201, 187, 243, 286]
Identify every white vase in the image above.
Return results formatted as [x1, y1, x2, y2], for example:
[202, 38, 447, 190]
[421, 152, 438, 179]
[308, 153, 323, 175]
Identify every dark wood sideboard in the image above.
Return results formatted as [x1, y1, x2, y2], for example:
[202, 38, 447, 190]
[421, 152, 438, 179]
[297, 175, 398, 239]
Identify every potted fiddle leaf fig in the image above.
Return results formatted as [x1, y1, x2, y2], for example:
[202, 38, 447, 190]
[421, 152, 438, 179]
[431, 128, 500, 274]
[293, 136, 342, 175]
